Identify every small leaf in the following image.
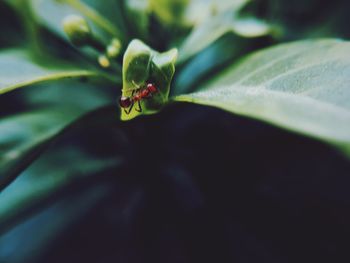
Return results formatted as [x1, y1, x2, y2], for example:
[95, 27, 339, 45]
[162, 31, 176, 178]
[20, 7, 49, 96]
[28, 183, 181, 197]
[0, 49, 107, 95]
[176, 39, 350, 154]
[121, 39, 177, 121]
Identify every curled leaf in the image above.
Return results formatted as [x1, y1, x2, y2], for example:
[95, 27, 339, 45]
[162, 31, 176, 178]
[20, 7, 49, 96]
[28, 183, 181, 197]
[121, 39, 177, 120]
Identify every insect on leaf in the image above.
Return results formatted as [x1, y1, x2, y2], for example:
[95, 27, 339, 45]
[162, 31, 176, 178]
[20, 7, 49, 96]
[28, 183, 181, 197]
[120, 39, 177, 121]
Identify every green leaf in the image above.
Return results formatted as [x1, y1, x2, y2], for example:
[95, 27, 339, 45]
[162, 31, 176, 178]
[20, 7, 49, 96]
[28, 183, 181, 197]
[0, 49, 106, 95]
[178, 0, 271, 62]
[0, 109, 79, 191]
[175, 39, 350, 153]
[0, 106, 121, 237]
[0, 77, 116, 190]
[174, 34, 266, 95]
[30, 0, 125, 43]
[0, 181, 112, 262]
[121, 39, 177, 121]
[0, 143, 118, 237]
[125, 0, 150, 39]
[149, 0, 189, 25]
[184, 0, 248, 26]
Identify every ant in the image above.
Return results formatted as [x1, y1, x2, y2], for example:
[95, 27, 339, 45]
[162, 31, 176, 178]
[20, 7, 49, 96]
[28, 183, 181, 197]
[118, 82, 158, 114]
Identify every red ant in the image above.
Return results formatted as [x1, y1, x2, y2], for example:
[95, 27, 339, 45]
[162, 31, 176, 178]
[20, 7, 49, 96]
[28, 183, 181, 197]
[119, 82, 158, 114]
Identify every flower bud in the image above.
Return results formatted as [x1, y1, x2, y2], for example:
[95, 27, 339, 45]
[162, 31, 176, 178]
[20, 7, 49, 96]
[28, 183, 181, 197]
[63, 15, 92, 47]
[98, 55, 110, 68]
[106, 38, 122, 58]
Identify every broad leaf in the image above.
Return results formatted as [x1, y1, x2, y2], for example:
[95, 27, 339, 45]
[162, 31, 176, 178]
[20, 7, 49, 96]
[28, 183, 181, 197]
[176, 39, 350, 153]
[0, 79, 116, 191]
[0, 146, 118, 235]
[0, 106, 122, 237]
[0, 110, 76, 191]
[0, 181, 112, 263]
[0, 49, 108, 95]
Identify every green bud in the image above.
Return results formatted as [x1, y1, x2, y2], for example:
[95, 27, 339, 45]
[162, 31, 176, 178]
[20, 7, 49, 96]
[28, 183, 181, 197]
[98, 55, 110, 68]
[62, 15, 92, 47]
[106, 38, 122, 58]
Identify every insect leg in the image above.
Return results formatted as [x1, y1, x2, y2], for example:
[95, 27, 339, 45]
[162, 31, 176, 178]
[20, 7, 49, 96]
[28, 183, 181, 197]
[125, 101, 135, 114]
[135, 100, 142, 112]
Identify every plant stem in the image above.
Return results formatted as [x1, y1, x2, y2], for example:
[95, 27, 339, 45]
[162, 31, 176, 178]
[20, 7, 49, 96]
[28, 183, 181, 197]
[62, 0, 125, 42]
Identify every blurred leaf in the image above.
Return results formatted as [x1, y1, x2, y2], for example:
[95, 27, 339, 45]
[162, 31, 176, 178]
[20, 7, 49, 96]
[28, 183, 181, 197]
[125, 0, 150, 40]
[0, 106, 122, 241]
[0, 109, 81, 191]
[231, 17, 272, 37]
[174, 34, 269, 95]
[184, 0, 249, 25]
[176, 39, 350, 154]
[0, 1, 26, 48]
[30, 0, 125, 44]
[0, 181, 113, 263]
[178, 0, 271, 62]
[121, 39, 177, 120]
[81, 0, 128, 37]
[0, 77, 116, 190]
[149, 0, 189, 25]
[0, 49, 107, 95]
[0, 143, 118, 236]
[245, 0, 350, 41]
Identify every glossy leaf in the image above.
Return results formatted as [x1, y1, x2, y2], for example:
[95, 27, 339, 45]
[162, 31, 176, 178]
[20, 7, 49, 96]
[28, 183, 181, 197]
[121, 39, 177, 120]
[0, 49, 106, 95]
[176, 39, 350, 152]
